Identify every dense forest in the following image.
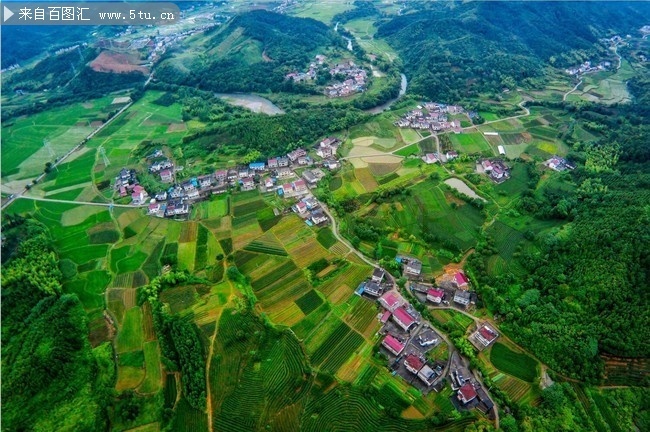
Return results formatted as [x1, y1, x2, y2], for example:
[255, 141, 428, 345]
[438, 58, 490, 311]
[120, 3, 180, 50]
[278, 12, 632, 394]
[156, 10, 343, 93]
[468, 81, 650, 383]
[1, 216, 109, 430]
[377, 2, 650, 101]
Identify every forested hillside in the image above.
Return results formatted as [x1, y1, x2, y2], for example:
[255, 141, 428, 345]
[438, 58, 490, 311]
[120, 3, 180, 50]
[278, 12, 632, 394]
[469, 76, 650, 383]
[156, 10, 343, 93]
[377, 2, 650, 101]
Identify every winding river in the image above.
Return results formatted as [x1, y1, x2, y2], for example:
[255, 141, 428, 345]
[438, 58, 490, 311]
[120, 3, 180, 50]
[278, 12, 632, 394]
[366, 73, 408, 114]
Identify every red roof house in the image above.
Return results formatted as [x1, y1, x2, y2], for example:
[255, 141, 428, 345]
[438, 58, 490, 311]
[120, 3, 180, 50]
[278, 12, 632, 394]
[476, 325, 499, 346]
[404, 355, 424, 374]
[458, 383, 478, 404]
[382, 334, 405, 356]
[379, 292, 402, 312]
[380, 310, 391, 324]
[454, 271, 470, 288]
[427, 289, 445, 304]
[392, 307, 416, 331]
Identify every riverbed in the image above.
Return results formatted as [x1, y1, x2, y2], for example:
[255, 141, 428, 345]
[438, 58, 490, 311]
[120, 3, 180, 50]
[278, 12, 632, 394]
[444, 178, 487, 201]
[214, 93, 285, 115]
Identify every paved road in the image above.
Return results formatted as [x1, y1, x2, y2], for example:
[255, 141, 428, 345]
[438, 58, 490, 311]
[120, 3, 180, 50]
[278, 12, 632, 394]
[320, 203, 379, 268]
[1, 100, 134, 211]
[563, 79, 584, 101]
[10, 195, 147, 208]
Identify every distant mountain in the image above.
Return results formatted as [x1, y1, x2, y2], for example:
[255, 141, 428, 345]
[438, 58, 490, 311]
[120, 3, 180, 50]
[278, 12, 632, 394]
[155, 10, 344, 93]
[377, 2, 650, 101]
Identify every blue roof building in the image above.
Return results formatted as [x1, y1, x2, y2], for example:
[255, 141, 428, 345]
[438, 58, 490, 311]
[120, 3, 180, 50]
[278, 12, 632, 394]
[249, 162, 266, 171]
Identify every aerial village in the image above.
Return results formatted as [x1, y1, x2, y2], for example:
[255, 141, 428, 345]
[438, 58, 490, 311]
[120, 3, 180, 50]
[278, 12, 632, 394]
[285, 55, 368, 97]
[565, 60, 612, 76]
[113, 137, 342, 223]
[355, 254, 497, 417]
[395, 102, 465, 133]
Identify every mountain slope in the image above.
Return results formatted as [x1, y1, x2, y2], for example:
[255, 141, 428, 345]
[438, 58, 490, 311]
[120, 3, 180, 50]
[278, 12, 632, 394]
[377, 2, 650, 100]
[156, 10, 344, 93]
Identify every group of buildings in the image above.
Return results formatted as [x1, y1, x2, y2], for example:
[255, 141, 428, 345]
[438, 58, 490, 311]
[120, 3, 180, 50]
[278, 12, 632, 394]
[544, 155, 575, 172]
[565, 60, 612, 76]
[285, 54, 325, 82]
[291, 195, 329, 226]
[479, 159, 511, 183]
[325, 61, 368, 97]
[395, 102, 465, 133]
[410, 270, 475, 310]
[119, 136, 342, 219]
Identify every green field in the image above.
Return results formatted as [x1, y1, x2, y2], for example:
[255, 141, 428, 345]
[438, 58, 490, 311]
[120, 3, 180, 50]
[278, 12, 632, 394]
[490, 342, 539, 382]
[449, 132, 492, 154]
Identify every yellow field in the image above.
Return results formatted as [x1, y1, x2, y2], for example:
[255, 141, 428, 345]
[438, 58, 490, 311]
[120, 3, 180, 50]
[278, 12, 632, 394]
[60, 205, 106, 226]
[268, 303, 305, 327]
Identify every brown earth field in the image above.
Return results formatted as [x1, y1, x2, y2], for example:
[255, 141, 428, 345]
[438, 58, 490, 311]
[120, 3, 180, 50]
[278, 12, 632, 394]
[90, 51, 149, 75]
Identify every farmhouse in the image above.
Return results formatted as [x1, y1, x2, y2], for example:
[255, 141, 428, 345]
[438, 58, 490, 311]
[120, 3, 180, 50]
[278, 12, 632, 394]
[297, 156, 310, 166]
[131, 185, 148, 205]
[293, 201, 308, 214]
[410, 282, 430, 294]
[426, 288, 445, 304]
[277, 167, 293, 178]
[380, 310, 391, 323]
[454, 271, 470, 289]
[267, 158, 278, 169]
[241, 177, 255, 190]
[227, 170, 238, 181]
[302, 170, 319, 185]
[417, 328, 439, 347]
[372, 268, 386, 283]
[293, 179, 308, 193]
[453, 290, 471, 307]
[154, 191, 167, 201]
[404, 355, 425, 374]
[392, 307, 417, 332]
[382, 334, 405, 356]
[476, 387, 495, 413]
[404, 259, 422, 277]
[278, 157, 290, 167]
[379, 292, 403, 312]
[424, 153, 439, 164]
[148, 202, 161, 215]
[215, 170, 228, 182]
[446, 151, 459, 160]
[310, 209, 328, 225]
[476, 325, 499, 347]
[287, 148, 307, 162]
[187, 189, 200, 200]
[249, 162, 266, 171]
[198, 175, 212, 188]
[160, 169, 173, 183]
[238, 168, 250, 178]
[303, 197, 319, 210]
[458, 383, 478, 405]
[364, 281, 383, 297]
[418, 365, 437, 386]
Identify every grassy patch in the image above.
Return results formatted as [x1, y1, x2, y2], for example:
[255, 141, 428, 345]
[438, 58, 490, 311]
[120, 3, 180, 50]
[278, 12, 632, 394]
[490, 342, 538, 382]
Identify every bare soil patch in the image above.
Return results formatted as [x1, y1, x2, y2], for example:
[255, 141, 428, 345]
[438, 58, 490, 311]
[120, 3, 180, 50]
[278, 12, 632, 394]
[90, 51, 149, 75]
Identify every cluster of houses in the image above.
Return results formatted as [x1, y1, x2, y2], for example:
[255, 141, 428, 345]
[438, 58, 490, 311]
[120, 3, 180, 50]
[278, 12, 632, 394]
[395, 102, 464, 133]
[115, 168, 150, 205]
[410, 270, 474, 309]
[450, 367, 494, 413]
[285, 54, 327, 82]
[565, 60, 612, 76]
[377, 289, 445, 389]
[422, 151, 458, 165]
[479, 159, 511, 183]
[544, 155, 575, 172]
[122, 136, 342, 218]
[291, 195, 329, 226]
[325, 61, 368, 97]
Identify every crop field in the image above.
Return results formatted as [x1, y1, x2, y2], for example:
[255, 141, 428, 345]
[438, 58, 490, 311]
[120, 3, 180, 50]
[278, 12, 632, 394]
[316, 228, 338, 249]
[429, 309, 473, 333]
[291, 302, 331, 340]
[394, 143, 420, 157]
[233, 198, 267, 217]
[295, 289, 324, 315]
[286, 237, 332, 268]
[602, 355, 650, 386]
[492, 373, 533, 403]
[355, 168, 379, 192]
[490, 342, 538, 382]
[292, 0, 353, 23]
[211, 308, 311, 432]
[138, 341, 163, 394]
[1, 95, 114, 182]
[344, 296, 380, 338]
[192, 197, 229, 219]
[449, 133, 492, 154]
[160, 285, 198, 314]
[487, 220, 524, 261]
[309, 320, 364, 374]
[317, 263, 370, 305]
[243, 232, 288, 256]
[115, 307, 144, 354]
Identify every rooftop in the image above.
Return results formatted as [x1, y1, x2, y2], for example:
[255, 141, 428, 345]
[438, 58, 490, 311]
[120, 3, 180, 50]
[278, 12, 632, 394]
[393, 307, 415, 327]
